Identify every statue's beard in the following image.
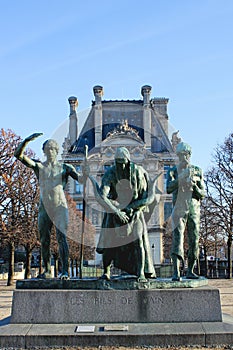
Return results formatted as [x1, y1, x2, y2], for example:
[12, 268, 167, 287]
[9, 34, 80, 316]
[116, 162, 130, 180]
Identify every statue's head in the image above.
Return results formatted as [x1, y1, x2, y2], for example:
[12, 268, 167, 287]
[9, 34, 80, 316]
[115, 147, 130, 164]
[42, 139, 59, 157]
[176, 142, 192, 155]
[176, 142, 191, 166]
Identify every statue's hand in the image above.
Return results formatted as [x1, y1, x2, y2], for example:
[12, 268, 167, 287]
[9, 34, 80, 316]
[14, 132, 43, 159]
[186, 177, 193, 186]
[116, 210, 129, 224]
[25, 133, 43, 143]
[125, 207, 133, 217]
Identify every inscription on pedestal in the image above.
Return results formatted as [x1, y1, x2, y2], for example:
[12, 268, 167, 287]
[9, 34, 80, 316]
[69, 295, 164, 307]
[94, 296, 113, 305]
[11, 288, 222, 324]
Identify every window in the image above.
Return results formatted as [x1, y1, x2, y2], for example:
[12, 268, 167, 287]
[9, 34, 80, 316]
[76, 183, 83, 194]
[75, 165, 83, 194]
[92, 208, 99, 225]
[163, 165, 171, 191]
[76, 202, 83, 211]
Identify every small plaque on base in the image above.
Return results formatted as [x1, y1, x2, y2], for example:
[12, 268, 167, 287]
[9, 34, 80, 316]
[75, 325, 95, 333]
[104, 325, 129, 331]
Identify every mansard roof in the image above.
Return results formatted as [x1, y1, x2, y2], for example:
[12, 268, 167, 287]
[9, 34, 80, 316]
[68, 88, 173, 155]
[92, 99, 143, 106]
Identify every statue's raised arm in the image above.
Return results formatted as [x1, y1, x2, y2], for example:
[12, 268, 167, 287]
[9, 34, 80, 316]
[14, 134, 79, 280]
[14, 132, 43, 168]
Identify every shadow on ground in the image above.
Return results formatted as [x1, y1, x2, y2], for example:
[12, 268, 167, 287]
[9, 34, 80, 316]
[0, 316, 11, 326]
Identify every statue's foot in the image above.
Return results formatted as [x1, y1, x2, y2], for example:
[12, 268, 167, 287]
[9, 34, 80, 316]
[100, 273, 110, 281]
[96, 247, 104, 254]
[145, 272, 156, 279]
[137, 275, 148, 282]
[37, 272, 52, 279]
[60, 273, 69, 280]
[186, 272, 199, 279]
[172, 274, 182, 282]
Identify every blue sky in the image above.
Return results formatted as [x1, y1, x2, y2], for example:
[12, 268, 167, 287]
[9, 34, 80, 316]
[1, 0, 233, 171]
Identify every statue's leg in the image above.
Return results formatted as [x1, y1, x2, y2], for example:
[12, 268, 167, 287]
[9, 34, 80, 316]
[101, 249, 112, 280]
[186, 208, 200, 279]
[141, 215, 156, 279]
[171, 214, 186, 281]
[171, 254, 183, 281]
[137, 239, 146, 282]
[55, 207, 69, 280]
[56, 228, 69, 279]
[38, 209, 52, 278]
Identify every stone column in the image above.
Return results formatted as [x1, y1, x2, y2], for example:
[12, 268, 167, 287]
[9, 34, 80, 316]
[68, 96, 78, 145]
[93, 85, 103, 146]
[141, 85, 152, 149]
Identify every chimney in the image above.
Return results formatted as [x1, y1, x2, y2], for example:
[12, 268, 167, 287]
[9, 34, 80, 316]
[93, 85, 104, 146]
[141, 85, 152, 149]
[93, 85, 104, 105]
[141, 85, 152, 107]
[68, 96, 78, 145]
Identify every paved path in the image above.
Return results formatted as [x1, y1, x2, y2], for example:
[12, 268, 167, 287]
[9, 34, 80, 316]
[1, 279, 233, 323]
[0, 281, 15, 324]
[208, 279, 233, 317]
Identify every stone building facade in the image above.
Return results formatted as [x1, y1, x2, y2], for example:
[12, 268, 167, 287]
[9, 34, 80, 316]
[62, 85, 179, 266]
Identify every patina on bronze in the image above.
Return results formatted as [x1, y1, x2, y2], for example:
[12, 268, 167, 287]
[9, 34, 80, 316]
[166, 142, 205, 281]
[89, 146, 160, 282]
[14, 133, 84, 280]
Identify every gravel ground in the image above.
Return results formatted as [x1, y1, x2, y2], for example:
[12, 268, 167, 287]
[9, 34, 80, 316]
[1, 347, 233, 350]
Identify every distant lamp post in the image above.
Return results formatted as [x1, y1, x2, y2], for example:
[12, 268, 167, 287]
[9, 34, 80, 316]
[152, 244, 155, 265]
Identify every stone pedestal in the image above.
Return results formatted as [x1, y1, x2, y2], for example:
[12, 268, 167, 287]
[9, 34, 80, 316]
[11, 278, 222, 324]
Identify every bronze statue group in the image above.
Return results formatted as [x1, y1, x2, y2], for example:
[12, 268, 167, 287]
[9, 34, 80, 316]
[15, 134, 205, 281]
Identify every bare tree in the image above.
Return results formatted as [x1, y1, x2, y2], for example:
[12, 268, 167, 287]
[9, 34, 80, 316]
[0, 129, 39, 284]
[163, 218, 172, 262]
[205, 133, 233, 278]
[19, 190, 40, 279]
[44, 194, 95, 278]
[66, 194, 95, 277]
[0, 129, 23, 284]
[199, 197, 226, 276]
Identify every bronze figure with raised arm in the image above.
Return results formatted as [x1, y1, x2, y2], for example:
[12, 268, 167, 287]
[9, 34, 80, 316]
[14, 133, 85, 280]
